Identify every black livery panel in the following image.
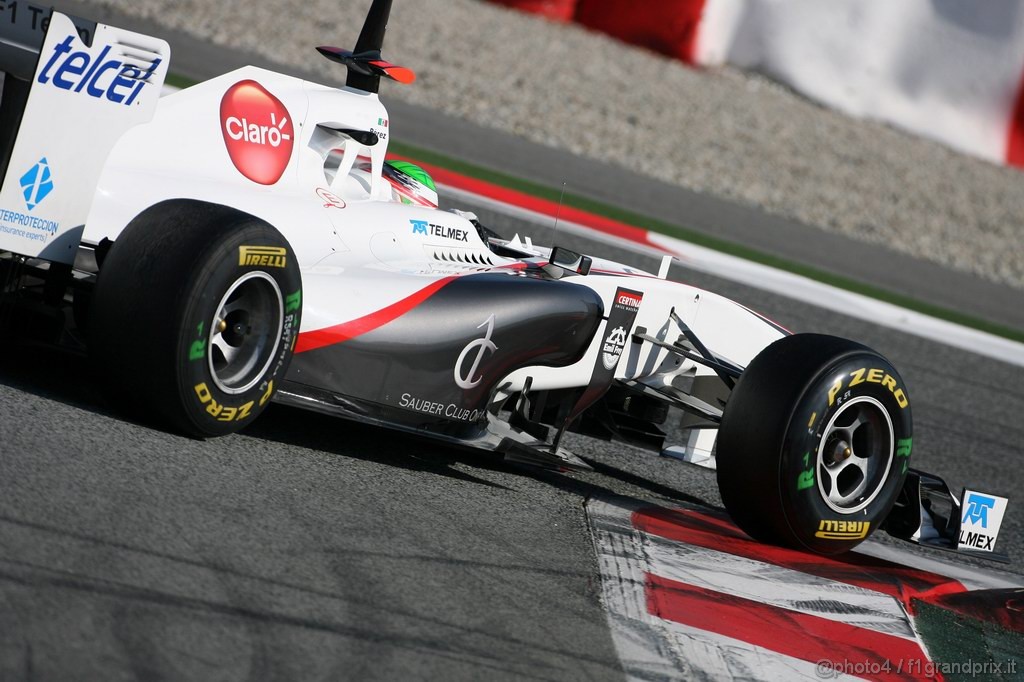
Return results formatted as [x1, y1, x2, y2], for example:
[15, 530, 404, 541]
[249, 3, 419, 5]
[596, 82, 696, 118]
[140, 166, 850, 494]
[286, 273, 604, 431]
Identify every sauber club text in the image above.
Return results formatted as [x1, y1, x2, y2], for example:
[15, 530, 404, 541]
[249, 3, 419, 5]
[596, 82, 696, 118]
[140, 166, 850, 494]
[399, 393, 479, 422]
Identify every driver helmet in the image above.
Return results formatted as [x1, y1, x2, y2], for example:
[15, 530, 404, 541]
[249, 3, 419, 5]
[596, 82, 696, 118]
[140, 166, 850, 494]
[383, 160, 438, 209]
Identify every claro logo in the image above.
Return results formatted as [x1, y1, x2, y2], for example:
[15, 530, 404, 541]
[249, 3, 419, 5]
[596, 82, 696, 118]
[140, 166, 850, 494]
[220, 80, 294, 185]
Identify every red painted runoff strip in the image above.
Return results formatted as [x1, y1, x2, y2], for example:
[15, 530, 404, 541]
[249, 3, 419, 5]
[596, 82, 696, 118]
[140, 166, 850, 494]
[1007, 65, 1024, 167]
[633, 507, 966, 609]
[645, 573, 939, 681]
[574, 0, 707, 65]
[295, 277, 456, 353]
[387, 154, 660, 249]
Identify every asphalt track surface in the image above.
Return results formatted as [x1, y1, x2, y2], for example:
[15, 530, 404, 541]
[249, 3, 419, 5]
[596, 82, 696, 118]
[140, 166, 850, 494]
[3, 196, 1024, 680]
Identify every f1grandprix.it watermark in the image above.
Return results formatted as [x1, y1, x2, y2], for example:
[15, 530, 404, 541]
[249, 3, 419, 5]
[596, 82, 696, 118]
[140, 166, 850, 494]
[815, 657, 1017, 679]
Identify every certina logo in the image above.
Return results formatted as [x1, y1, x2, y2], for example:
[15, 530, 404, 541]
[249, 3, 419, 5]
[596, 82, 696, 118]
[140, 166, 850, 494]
[601, 325, 628, 370]
[410, 219, 468, 242]
[814, 520, 870, 540]
[37, 35, 161, 106]
[455, 315, 498, 390]
[220, 80, 294, 185]
[20, 158, 54, 211]
[238, 245, 287, 268]
[616, 292, 642, 310]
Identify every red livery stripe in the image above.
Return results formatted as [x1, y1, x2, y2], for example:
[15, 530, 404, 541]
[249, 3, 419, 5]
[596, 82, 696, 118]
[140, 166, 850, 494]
[295, 276, 456, 353]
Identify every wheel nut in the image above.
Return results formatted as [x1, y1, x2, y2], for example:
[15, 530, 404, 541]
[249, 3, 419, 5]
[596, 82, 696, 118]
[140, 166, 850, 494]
[831, 441, 852, 464]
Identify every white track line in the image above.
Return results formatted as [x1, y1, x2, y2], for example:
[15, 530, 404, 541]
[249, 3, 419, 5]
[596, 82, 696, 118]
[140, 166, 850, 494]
[442, 184, 1024, 368]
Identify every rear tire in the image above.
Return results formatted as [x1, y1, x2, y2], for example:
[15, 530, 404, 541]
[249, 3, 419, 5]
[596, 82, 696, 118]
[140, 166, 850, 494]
[716, 334, 912, 554]
[90, 200, 302, 437]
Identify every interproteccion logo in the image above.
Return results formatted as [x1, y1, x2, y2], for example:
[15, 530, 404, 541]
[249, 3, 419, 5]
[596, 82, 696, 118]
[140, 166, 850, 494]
[20, 158, 54, 211]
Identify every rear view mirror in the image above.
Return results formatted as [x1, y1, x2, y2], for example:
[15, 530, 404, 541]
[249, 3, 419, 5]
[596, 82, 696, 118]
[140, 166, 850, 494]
[549, 246, 592, 276]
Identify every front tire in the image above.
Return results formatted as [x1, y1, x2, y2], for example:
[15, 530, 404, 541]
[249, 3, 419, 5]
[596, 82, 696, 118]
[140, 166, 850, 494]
[716, 334, 912, 554]
[90, 200, 302, 437]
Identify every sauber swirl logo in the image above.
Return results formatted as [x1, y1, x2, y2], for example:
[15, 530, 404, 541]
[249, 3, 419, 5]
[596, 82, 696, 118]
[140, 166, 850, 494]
[454, 315, 498, 389]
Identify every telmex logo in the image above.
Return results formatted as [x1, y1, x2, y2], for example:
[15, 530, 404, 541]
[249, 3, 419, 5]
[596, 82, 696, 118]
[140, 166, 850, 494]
[961, 493, 996, 528]
[37, 35, 160, 105]
[220, 80, 294, 185]
[410, 219, 469, 242]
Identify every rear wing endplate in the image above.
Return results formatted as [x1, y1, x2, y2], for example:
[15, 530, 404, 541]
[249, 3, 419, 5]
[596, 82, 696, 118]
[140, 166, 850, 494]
[0, 9, 169, 264]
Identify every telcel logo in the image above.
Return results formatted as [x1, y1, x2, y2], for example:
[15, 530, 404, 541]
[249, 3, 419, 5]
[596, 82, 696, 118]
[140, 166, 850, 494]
[37, 35, 160, 105]
[220, 80, 294, 185]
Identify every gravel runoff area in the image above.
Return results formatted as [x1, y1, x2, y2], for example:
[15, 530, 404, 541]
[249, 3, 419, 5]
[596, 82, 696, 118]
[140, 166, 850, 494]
[81, 0, 1024, 291]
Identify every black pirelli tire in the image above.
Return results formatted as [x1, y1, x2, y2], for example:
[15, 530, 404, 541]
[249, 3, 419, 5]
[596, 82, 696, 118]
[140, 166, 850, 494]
[716, 333, 913, 555]
[90, 200, 302, 438]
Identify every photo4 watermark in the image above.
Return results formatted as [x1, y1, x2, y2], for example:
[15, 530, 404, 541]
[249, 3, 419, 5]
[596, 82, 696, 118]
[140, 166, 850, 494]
[815, 657, 1017, 679]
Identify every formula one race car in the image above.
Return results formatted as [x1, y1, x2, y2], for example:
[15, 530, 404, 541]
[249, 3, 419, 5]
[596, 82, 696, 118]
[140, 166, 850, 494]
[0, 0, 1008, 559]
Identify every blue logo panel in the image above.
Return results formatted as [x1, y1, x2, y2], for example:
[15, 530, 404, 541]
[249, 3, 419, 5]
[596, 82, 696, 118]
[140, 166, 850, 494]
[961, 493, 996, 528]
[20, 158, 54, 211]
